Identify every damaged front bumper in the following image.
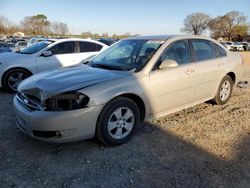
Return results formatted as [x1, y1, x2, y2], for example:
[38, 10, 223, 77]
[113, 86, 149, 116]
[13, 95, 103, 143]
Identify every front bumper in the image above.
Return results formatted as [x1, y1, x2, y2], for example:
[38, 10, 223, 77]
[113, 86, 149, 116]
[13, 95, 103, 143]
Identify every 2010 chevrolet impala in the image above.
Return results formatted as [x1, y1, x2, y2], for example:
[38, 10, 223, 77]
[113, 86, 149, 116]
[13, 35, 243, 145]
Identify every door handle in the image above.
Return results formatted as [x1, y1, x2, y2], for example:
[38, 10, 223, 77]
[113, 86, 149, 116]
[185, 69, 195, 75]
[217, 62, 224, 67]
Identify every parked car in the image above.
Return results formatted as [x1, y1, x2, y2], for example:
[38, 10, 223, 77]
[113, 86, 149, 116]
[221, 42, 236, 51]
[15, 41, 28, 51]
[27, 37, 47, 47]
[234, 42, 244, 51]
[13, 35, 243, 145]
[240, 42, 250, 51]
[0, 38, 108, 91]
[0, 42, 13, 53]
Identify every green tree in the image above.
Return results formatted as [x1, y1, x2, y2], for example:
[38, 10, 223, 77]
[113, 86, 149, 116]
[20, 14, 50, 35]
[209, 11, 247, 40]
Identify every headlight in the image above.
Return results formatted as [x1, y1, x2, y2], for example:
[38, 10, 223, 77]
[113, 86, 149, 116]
[45, 92, 90, 111]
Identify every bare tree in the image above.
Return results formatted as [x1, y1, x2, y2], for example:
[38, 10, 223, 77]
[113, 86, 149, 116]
[181, 12, 211, 35]
[81, 31, 93, 38]
[209, 11, 247, 40]
[0, 15, 18, 34]
[59, 22, 68, 35]
[51, 21, 69, 35]
[101, 32, 109, 38]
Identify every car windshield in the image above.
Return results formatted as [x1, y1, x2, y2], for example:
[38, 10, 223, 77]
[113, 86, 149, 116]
[89, 39, 164, 71]
[19, 41, 53, 54]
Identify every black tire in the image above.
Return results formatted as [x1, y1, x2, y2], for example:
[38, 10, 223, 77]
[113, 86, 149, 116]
[96, 97, 140, 146]
[213, 75, 234, 105]
[2, 69, 31, 92]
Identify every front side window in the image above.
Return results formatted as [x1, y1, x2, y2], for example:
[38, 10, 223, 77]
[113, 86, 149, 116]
[89, 39, 164, 71]
[50, 42, 75, 55]
[156, 40, 190, 68]
[191, 40, 216, 61]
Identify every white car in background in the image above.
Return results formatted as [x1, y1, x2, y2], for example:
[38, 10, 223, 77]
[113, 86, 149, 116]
[0, 38, 108, 91]
[221, 42, 244, 51]
[27, 37, 47, 47]
[221, 42, 235, 51]
[234, 42, 244, 51]
[15, 41, 28, 51]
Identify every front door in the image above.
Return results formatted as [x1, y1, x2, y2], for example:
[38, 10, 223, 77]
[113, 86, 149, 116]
[36, 41, 78, 73]
[148, 40, 196, 114]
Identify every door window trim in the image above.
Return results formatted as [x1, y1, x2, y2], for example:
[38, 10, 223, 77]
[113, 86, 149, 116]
[152, 39, 192, 71]
[190, 39, 217, 63]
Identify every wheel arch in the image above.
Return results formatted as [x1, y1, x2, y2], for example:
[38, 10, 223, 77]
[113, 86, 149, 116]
[97, 93, 146, 124]
[226, 72, 236, 85]
[118, 93, 146, 121]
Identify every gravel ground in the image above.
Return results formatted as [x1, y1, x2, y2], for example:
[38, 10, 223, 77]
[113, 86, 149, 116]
[0, 66, 249, 188]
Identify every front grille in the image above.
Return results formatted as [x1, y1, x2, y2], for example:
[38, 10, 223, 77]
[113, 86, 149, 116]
[16, 92, 42, 111]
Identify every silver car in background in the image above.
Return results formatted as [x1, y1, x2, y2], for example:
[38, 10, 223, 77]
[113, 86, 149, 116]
[13, 35, 243, 145]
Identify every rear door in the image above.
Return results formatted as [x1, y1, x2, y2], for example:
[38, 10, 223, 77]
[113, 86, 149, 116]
[36, 41, 78, 72]
[190, 39, 226, 101]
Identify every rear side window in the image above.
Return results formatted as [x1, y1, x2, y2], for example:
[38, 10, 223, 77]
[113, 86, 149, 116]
[213, 43, 227, 57]
[79, 42, 102, 52]
[50, 42, 75, 55]
[191, 40, 216, 61]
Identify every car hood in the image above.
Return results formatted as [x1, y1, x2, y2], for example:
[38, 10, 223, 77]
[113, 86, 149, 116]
[0, 52, 29, 61]
[18, 64, 130, 101]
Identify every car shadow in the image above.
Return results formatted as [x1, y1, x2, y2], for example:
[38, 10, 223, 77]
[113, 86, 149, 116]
[1, 115, 249, 187]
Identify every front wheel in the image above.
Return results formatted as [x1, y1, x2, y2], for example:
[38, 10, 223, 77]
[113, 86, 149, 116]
[213, 75, 234, 105]
[96, 97, 140, 146]
[2, 69, 31, 92]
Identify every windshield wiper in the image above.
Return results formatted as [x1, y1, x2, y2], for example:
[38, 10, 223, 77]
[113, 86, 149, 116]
[19, 51, 32, 54]
[91, 63, 124, 71]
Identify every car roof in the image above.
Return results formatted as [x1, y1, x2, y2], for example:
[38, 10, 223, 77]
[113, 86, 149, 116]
[126, 35, 177, 41]
[51, 38, 108, 46]
[124, 35, 221, 41]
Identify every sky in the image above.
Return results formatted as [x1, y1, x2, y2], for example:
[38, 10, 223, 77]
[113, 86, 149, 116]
[0, 0, 249, 35]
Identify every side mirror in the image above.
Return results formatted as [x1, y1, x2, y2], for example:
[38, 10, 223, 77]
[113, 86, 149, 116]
[81, 55, 96, 64]
[42, 50, 52, 57]
[159, 59, 178, 69]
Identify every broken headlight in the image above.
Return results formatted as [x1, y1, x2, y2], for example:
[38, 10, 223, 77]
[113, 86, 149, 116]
[45, 93, 90, 111]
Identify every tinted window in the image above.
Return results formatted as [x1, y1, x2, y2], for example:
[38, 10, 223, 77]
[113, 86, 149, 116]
[79, 42, 102, 52]
[158, 40, 190, 67]
[213, 43, 227, 57]
[191, 40, 216, 61]
[50, 42, 75, 55]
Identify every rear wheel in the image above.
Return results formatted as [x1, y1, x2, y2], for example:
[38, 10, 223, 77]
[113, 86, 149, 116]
[2, 69, 31, 92]
[213, 75, 234, 105]
[96, 97, 140, 146]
